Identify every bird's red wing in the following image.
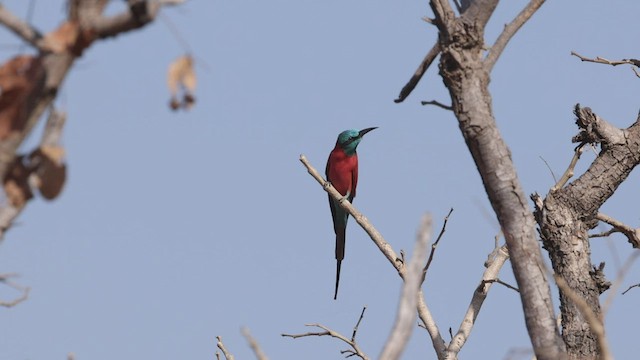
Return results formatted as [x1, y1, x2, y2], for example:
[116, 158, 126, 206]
[350, 155, 358, 201]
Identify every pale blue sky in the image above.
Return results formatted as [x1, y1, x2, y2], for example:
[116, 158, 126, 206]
[0, 1, 639, 359]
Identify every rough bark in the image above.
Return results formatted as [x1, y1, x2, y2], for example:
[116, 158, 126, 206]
[429, 1, 566, 358]
[534, 106, 640, 359]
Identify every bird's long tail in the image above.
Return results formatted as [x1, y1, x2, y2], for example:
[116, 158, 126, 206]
[334, 259, 342, 300]
[334, 229, 345, 300]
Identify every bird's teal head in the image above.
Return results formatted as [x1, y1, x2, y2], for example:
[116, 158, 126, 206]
[336, 127, 377, 155]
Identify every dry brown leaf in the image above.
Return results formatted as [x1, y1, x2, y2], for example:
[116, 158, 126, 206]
[39, 145, 65, 165]
[167, 55, 196, 110]
[29, 147, 67, 200]
[0, 56, 45, 140]
[3, 157, 33, 207]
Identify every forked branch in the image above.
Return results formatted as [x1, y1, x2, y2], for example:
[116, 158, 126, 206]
[282, 307, 370, 360]
[571, 51, 640, 78]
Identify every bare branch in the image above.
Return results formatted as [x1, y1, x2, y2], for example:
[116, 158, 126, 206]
[0, 273, 30, 307]
[596, 213, 640, 248]
[394, 43, 440, 103]
[484, 0, 546, 72]
[622, 283, 640, 295]
[572, 104, 626, 145]
[0, 109, 67, 240]
[551, 143, 585, 191]
[482, 278, 519, 293]
[242, 328, 269, 360]
[282, 310, 371, 360]
[416, 290, 446, 357]
[0, 4, 46, 51]
[91, 1, 166, 39]
[421, 100, 453, 111]
[379, 215, 432, 360]
[216, 336, 235, 360]
[553, 274, 612, 360]
[421, 16, 436, 25]
[351, 306, 367, 342]
[300, 154, 446, 356]
[445, 244, 510, 357]
[571, 51, 640, 77]
[424, 208, 453, 278]
[300, 155, 402, 273]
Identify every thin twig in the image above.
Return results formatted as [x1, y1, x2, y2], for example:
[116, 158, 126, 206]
[539, 156, 558, 185]
[0, 271, 30, 308]
[482, 278, 519, 293]
[394, 43, 440, 103]
[551, 143, 585, 191]
[420, 100, 453, 110]
[589, 228, 618, 238]
[0, 286, 29, 307]
[282, 312, 370, 360]
[351, 306, 367, 341]
[622, 283, 640, 295]
[216, 336, 235, 360]
[596, 212, 640, 248]
[423, 208, 453, 279]
[571, 51, 640, 78]
[242, 328, 269, 360]
[421, 16, 436, 25]
[484, 0, 546, 72]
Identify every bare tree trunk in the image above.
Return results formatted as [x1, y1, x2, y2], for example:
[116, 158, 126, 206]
[427, 1, 566, 358]
[534, 106, 640, 359]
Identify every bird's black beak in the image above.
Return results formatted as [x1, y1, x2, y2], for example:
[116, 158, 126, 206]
[358, 127, 377, 138]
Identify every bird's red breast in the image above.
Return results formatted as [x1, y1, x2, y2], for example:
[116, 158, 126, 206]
[326, 147, 359, 199]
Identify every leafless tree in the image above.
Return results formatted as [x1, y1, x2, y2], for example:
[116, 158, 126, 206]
[288, 1, 640, 360]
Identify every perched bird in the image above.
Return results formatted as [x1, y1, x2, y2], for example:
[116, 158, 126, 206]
[325, 127, 377, 300]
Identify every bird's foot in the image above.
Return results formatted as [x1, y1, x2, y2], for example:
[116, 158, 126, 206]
[323, 181, 332, 190]
[338, 190, 352, 204]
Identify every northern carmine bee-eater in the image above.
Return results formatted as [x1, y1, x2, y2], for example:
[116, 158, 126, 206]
[325, 127, 377, 300]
